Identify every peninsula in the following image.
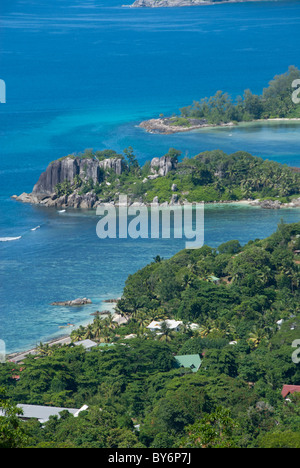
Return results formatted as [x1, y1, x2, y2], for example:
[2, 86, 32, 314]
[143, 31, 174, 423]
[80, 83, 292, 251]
[139, 66, 300, 134]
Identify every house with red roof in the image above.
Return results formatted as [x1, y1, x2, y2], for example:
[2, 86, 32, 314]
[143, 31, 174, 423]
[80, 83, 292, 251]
[281, 385, 300, 399]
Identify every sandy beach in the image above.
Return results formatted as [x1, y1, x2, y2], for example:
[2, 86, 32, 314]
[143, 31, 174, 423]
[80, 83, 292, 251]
[6, 301, 124, 364]
[7, 335, 72, 363]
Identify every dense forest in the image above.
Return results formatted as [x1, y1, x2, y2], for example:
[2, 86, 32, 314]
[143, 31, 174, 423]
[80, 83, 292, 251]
[54, 148, 300, 205]
[174, 66, 300, 125]
[1, 221, 300, 448]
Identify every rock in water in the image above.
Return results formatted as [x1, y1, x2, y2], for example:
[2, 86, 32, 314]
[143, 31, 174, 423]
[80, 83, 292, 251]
[51, 298, 92, 307]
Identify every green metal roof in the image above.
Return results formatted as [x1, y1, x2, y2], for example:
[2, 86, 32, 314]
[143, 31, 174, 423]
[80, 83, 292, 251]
[174, 354, 202, 372]
[209, 275, 220, 282]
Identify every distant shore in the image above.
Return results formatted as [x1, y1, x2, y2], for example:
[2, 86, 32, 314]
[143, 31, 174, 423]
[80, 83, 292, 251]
[128, 0, 268, 8]
[139, 117, 300, 135]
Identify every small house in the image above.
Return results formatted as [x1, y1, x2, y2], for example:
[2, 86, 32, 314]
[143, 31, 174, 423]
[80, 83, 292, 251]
[0, 404, 88, 424]
[74, 339, 98, 351]
[208, 275, 220, 285]
[281, 385, 300, 400]
[147, 320, 183, 333]
[174, 354, 202, 373]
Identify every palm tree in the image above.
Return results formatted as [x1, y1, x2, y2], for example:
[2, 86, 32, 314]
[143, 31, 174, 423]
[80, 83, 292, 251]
[100, 327, 112, 343]
[134, 310, 151, 333]
[247, 326, 268, 349]
[92, 317, 105, 342]
[36, 342, 53, 356]
[149, 308, 169, 322]
[84, 324, 95, 340]
[102, 315, 115, 331]
[70, 326, 86, 343]
[157, 321, 176, 343]
[197, 319, 220, 338]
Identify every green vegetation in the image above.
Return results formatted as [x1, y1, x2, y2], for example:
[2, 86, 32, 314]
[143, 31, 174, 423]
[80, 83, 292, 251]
[53, 147, 300, 205]
[178, 66, 300, 125]
[1, 222, 300, 448]
[147, 149, 300, 203]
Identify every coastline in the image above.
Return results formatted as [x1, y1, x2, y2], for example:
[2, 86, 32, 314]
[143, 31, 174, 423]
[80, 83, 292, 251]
[138, 117, 235, 134]
[128, 0, 269, 8]
[6, 301, 120, 363]
[139, 117, 300, 135]
[12, 193, 300, 211]
[7, 335, 72, 363]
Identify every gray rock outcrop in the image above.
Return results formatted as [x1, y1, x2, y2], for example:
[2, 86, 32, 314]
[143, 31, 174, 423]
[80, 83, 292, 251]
[150, 155, 178, 177]
[51, 298, 92, 307]
[99, 158, 124, 176]
[32, 157, 125, 197]
[14, 156, 128, 209]
[250, 198, 300, 209]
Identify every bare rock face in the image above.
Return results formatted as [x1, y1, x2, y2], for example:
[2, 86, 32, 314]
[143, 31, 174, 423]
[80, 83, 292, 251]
[79, 159, 102, 183]
[15, 155, 127, 209]
[32, 158, 76, 196]
[150, 155, 177, 177]
[32, 157, 82, 196]
[99, 157, 124, 176]
[78, 192, 98, 210]
[32, 157, 125, 197]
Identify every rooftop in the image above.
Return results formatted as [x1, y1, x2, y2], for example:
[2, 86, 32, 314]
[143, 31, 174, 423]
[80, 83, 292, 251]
[147, 319, 183, 331]
[0, 404, 88, 424]
[174, 354, 202, 373]
[74, 339, 98, 349]
[281, 385, 300, 398]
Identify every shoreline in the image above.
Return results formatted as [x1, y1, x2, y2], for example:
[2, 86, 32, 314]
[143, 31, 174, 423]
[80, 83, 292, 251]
[6, 301, 120, 363]
[138, 117, 235, 134]
[139, 117, 300, 135]
[7, 335, 72, 363]
[5, 194, 300, 362]
[12, 194, 300, 211]
[128, 0, 269, 8]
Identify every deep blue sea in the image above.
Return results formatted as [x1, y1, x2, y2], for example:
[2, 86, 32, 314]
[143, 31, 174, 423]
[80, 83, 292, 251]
[1, 0, 300, 353]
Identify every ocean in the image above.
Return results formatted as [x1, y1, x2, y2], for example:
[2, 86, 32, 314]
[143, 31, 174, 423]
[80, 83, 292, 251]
[0, 0, 300, 353]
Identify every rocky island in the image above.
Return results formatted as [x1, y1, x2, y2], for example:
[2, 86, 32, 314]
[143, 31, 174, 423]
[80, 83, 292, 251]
[13, 147, 300, 209]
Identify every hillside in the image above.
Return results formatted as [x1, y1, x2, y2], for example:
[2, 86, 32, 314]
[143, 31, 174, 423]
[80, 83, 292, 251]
[1, 222, 300, 448]
[118, 221, 300, 330]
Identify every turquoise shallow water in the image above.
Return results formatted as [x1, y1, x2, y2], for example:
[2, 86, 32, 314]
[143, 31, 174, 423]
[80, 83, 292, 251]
[1, 0, 300, 353]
